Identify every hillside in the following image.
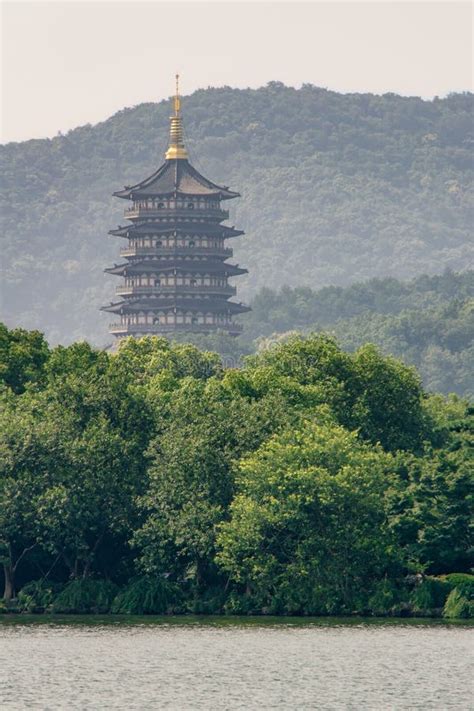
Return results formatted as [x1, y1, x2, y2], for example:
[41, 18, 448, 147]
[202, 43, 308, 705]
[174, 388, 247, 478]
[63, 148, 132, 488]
[1, 83, 473, 345]
[248, 270, 474, 397]
[170, 271, 474, 398]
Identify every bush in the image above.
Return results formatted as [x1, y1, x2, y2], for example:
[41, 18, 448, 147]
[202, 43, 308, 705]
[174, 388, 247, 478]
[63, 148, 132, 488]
[0, 599, 10, 614]
[443, 588, 474, 619]
[410, 577, 451, 615]
[223, 591, 265, 616]
[51, 579, 118, 614]
[111, 577, 182, 615]
[368, 579, 401, 616]
[185, 586, 228, 615]
[441, 573, 474, 597]
[17, 581, 58, 613]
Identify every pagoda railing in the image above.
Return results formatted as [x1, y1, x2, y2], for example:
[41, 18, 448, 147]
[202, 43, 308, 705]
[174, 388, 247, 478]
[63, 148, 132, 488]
[109, 322, 243, 335]
[124, 206, 229, 220]
[116, 284, 237, 297]
[119, 246, 233, 258]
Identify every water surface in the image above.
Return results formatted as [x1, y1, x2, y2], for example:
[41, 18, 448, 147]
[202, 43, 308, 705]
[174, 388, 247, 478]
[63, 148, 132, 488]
[1, 616, 472, 709]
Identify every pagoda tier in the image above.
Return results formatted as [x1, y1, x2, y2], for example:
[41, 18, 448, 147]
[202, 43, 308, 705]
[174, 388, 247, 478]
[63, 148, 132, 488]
[103, 297, 250, 338]
[110, 223, 242, 261]
[102, 76, 249, 341]
[103, 298, 249, 316]
[109, 223, 244, 239]
[105, 261, 247, 277]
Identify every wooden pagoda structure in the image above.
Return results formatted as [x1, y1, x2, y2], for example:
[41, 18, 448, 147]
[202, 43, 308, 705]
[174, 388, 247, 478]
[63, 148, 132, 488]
[102, 76, 249, 340]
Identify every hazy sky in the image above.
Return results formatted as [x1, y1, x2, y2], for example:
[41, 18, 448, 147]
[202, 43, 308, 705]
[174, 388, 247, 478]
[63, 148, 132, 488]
[1, 1, 472, 143]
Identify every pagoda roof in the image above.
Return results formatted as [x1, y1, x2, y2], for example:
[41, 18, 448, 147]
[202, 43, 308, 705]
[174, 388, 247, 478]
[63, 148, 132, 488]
[104, 261, 247, 277]
[114, 159, 239, 201]
[102, 298, 250, 315]
[109, 223, 244, 238]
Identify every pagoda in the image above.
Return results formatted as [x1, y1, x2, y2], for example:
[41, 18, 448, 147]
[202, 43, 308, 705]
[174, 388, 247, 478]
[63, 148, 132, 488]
[102, 76, 249, 340]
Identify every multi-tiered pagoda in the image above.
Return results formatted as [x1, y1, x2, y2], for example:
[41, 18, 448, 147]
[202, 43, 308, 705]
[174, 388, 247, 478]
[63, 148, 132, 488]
[102, 77, 249, 340]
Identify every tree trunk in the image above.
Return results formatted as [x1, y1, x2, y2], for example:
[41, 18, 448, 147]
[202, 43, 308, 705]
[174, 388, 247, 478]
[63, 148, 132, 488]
[3, 563, 14, 601]
[82, 532, 105, 579]
[62, 552, 75, 578]
[196, 557, 206, 587]
[2, 544, 37, 600]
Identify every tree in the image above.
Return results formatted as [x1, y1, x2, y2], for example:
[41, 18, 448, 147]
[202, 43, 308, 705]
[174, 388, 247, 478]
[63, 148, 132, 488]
[0, 391, 57, 599]
[217, 416, 396, 614]
[111, 336, 221, 384]
[388, 398, 474, 573]
[246, 334, 430, 452]
[35, 414, 143, 579]
[349, 344, 429, 451]
[0, 324, 50, 394]
[134, 377, 291, 587]
[0, 339, 153, 596]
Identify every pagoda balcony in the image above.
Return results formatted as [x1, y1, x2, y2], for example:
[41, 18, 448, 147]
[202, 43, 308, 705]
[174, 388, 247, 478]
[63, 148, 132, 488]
[119, 245, 233, 258]
[115, 284, 237, 297]
[124, 206, 229, 221]
[109, 322, 243, 336]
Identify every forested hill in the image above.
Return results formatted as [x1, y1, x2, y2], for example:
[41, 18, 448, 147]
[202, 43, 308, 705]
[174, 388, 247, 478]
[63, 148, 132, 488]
[170, 270, 473, 398]
[1, 83, 473, 344]
[244, 270, 474, 398]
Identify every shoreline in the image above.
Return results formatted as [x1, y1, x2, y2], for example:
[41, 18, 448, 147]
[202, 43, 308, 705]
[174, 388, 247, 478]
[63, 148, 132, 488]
[1, 613, 473, 626]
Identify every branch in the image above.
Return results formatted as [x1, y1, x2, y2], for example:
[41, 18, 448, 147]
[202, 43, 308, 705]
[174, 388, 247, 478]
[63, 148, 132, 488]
[12, 543, 38, 573]
[40, 552, 62, 584]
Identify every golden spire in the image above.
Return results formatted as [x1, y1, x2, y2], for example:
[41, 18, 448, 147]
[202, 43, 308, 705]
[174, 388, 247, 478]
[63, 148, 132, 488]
[165, 73, 188, 160]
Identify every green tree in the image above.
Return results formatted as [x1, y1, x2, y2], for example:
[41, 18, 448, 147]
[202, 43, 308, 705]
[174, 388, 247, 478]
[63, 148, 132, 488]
[388, 398, 474, 573]
[36, 413, 144, 579]
[349, 344, 429, 451]
[0, 323, 50, 394]
[247, 334, 429, 452]
[217, 416, 396, 614]
[0, 391, 57, 599]
[111, 336, 221, 384]
[134, 377, 291, 587]
[0, 339, 153, 595]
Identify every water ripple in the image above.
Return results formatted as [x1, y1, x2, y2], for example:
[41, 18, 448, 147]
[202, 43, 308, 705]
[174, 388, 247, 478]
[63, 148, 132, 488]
[0, 620, 472, 710]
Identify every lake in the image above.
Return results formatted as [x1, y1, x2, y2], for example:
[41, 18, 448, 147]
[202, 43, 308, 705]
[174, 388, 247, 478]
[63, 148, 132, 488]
[0, 616, 472, 710]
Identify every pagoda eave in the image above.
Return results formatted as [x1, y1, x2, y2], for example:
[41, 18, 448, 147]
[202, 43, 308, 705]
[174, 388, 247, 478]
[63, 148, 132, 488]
[113, 159, 239, 201]
[104, 261, 247, 277]
[109, 224, 244, 239]
[102, 298, 251, 315]
[109, 322, 244, 336]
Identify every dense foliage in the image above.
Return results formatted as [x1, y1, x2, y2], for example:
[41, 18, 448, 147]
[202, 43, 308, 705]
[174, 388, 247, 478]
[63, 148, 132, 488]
[1, 326, 472, 616]
[171, 270, 474, 398]
[1, 84, 473, 345]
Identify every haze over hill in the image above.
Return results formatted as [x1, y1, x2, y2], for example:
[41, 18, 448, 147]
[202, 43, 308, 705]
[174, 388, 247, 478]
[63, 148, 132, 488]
[1, 83, 473, 345]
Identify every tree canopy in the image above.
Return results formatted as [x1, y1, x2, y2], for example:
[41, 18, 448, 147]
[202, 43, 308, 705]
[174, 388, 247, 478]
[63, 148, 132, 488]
[1, 326, 472, 616]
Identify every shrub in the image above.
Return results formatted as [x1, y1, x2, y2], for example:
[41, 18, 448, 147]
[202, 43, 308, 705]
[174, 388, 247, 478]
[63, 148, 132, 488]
[51, 579, 118, 614]
[368, 579, 400, 616]
[185, 586, 228, 615]
[441, 573, 474, 597]
[223, 591, 264, 616]
[0, 599, 10, 614]
[17, 581, 58, 613]
[410, 577, 451, 615]
[443, 588, 474, 619]
[111, 577, 182, 615]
